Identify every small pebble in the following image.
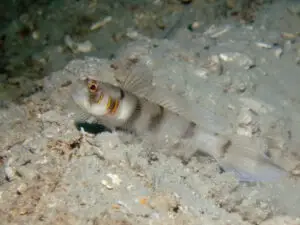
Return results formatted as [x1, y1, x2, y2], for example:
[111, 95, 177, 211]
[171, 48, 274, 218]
[107, 173, 122, 186]
[255, 42, 273, 49]
[291, 167, 300, 176]
[274, 48, 283, 59]
[138, 196, 149, 205]
[188, 21, 201, 31]
[17, 183, 28, 195]
[32, 31, 40, 40]
[191, 21, 200, 29]
[237, 82, 247, 93]
[64, 35, 93, 53]
[126, 29, 140, 39]
[76, 40, 93, 53]
[219, 52, 255, 70]
[204, 25, 232, 38]
[101, 180, 113, 190]
[4, 165, 15, 182]
[194, 68, 208, 79]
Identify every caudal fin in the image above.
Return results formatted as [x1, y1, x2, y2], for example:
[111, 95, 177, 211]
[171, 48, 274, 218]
[218, 135, 287, 182]
[193, 129, 287, 182]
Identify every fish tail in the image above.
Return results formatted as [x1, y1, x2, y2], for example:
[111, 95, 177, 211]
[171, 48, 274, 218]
[220, 135, 287, 182]
[194, 129, 287, 182]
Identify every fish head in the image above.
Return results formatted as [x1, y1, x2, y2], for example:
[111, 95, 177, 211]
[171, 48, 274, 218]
[72, 77, 111, 117]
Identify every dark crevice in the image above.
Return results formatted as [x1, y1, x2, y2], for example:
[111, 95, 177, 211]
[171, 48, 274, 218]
[75, 122, 111, 135]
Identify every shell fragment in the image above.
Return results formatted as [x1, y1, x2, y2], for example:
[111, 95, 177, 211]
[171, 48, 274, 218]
[90, 16, 112, 31]
[219, 52, 255, 70]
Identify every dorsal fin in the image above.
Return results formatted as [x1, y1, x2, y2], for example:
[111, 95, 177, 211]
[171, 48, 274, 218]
[147, 87, 189, 116]
[111, 58, 154, 98]
[111, 57, 189, 116]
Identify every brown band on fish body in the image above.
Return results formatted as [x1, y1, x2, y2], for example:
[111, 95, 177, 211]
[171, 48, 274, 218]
[218, 139, 232, 158]
[120, 89, 125, 100]
[181, 121, 196, 139]
[110, 63, 118, 70]
[122, 98, 143, 131]
[147, 106, 164, 131]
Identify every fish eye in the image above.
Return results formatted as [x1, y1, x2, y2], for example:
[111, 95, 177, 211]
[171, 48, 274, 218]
[87, 80, 98, 92]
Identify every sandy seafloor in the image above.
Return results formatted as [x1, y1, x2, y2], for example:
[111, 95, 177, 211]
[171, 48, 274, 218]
[1, 0, 300, 224]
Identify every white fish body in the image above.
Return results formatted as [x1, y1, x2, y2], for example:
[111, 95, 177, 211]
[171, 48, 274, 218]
[71, 57, 287, 182]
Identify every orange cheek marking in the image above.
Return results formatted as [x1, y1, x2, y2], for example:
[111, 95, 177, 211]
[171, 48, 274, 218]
[105, 97, 120, 115]
[111, 99, 120, 114]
